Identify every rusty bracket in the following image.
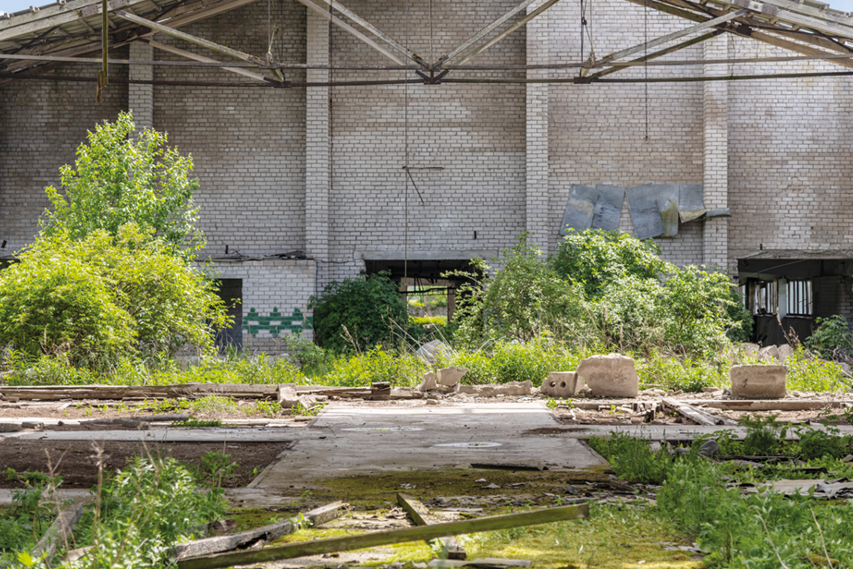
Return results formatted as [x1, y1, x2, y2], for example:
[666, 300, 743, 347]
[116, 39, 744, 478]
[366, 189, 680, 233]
[415, 69, 449, 84]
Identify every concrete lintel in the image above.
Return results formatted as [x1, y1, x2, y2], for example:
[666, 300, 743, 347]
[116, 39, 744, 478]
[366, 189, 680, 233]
[357, 250, 498, 261]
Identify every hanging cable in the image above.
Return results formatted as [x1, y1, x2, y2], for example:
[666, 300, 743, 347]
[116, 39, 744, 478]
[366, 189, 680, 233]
[643, 0, 649, 143]
[404, 0, 410, 279]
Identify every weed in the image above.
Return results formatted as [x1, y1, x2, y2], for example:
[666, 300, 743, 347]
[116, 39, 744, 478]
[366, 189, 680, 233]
[588, 433, 676, 484]
[200, 451, 238, 487]
[256, 399, 282, 418]
[739, 414, 788, 455]
[292, 401, 326, 417]
[173, 416, 222, 427]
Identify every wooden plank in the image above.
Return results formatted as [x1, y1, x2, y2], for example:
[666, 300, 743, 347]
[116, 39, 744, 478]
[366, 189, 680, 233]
[398, 493, 466, 560]
[0, 0, 149, 43]
[174, 502, 346, 561]
[176, 504, 589, 569]
[0, 383, 278, 401]
[32, 503, 86, 559]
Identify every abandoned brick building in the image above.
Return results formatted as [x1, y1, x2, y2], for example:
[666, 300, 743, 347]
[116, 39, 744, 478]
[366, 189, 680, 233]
[2, 0, 853, 349]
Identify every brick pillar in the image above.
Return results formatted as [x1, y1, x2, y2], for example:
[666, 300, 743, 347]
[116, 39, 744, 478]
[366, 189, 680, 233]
[526, 0, 550, 254]
[702, 35, 728, 271]
[305, 12, 330, 284]
[128, 41, 153, 132]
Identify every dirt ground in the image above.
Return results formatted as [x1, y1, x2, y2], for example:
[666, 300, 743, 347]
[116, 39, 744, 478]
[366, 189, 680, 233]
[0, 440, 287, 489]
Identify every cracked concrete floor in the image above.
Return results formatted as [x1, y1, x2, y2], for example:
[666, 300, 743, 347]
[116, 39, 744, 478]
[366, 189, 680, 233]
[249, 401, 608, 491]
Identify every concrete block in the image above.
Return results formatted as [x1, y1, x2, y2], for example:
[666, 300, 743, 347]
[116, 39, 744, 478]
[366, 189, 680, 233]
[437, 367, 467, 387]
[278, 385, 299, 407]
[730, 365, 787, 399]
[541, 372, 581, 398]
[778, 344, 794, 363]
[758, 345, 779, 362]
[417, 372, 437, 392]
[576, 354, 639, 398]
[0, 423, 22, 432]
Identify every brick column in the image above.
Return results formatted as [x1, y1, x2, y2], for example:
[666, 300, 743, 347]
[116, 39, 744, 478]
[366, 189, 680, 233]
[702, 34, 728, 270]
[128, 41, 153, 132]
[526, 0, 550, 254]
[305, 12, 330, 284]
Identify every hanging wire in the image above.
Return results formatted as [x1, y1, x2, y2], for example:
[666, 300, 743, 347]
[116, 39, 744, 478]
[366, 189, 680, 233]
[580, 0, 585, 63]
[643, 0, 649, 143]
[404, 0, 410, 279]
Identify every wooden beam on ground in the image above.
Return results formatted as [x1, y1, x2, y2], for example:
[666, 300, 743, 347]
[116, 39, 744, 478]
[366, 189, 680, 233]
[147, 39, 267, 81]
[0, 383, 278, 401]
[398, 493, 466, 560]
[176, 504, 589, 569]
[32, 503, 86, 560]
[662, 398, 738, 426]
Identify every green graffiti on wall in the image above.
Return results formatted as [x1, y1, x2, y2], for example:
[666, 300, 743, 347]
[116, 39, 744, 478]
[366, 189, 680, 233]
[246, 307, 312, 338]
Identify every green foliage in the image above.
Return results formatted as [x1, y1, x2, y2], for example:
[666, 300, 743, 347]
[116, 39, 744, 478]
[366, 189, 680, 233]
[437, 339, 585, 386]
[73, 455, 227, 569]
[738, 414, 788, 455]
[321, 347, 428, 387]
[0, 483, 60, 566]
[255, 400, 282, 418]
[284, 332, 330, 371]
[309, 272, 408, 353]
[635, 350, 727, 392]
[726, 286, 753, 343]
[40, 111, 202, 256]
[806, 314, 853, 360]
[587, 432, 676, 484]
[151, 353, 304, 386]
[785, 345, 849, 392]
[291, 401, 326, 416]
[552, 229, 668, 297]
[453, 235, 590, 344]
[199, 451, 238, 487]
[173, 416, 222, 427]
[0, 225, 229, 371]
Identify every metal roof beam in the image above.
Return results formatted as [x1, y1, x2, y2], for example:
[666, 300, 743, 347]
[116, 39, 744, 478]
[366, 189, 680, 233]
[146, 38, 268, 82]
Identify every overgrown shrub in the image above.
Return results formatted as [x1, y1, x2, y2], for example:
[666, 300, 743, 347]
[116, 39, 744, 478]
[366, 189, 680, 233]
[309, 273, 408, 353]
[806, 314, 853, 360]
[321, 347, 428, 387]
[785, 345, 849, 392]
[635, 350, 727, 392]
[0, 225, 229, 370]
[452, 235, 591, 345]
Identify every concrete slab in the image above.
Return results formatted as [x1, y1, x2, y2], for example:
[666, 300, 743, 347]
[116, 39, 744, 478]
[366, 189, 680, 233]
[250, 402, 608, 490]
[5, 428, 299, 442]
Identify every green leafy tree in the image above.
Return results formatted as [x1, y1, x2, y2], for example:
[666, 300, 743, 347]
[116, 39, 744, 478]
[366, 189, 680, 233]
[40, 111, 202, 256]
[454, 235, 589, 344]
[551, 229, 668, 297]
[0, 225, 229, 370]
[309, 272, 408, 353]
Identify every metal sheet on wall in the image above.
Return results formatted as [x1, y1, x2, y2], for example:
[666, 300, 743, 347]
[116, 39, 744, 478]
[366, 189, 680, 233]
[678, 184, 705, 223]
[656, 184, 680, 237]
[626, 184, 664, 240]
[593, 184, 625, 231]
[561, 184, 597, 233]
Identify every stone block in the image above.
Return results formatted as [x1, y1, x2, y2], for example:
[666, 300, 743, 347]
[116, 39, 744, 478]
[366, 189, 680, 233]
[277, 385, 299, 407]
[758, 345, 779, 362]
[541, 372, 581, 398]
[437, 367, 467, 387]
[576, 354, 639, 398]
[417, 372, 437, 392]
[778, 344, 794, 363]
[730, 365, 787, 399]
[0, 423, 22, 433]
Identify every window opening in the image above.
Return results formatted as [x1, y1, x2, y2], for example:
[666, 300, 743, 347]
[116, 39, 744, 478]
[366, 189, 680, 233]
[752, 279, 777, 315]
[786, 279, 813, 316]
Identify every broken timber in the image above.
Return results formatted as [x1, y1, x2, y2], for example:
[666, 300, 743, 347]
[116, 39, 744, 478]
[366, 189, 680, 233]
[32, 503, 85, 560]
[397, 493, 466, 560]
[662, 398, 738, 426]
[176, 504, 589, 569]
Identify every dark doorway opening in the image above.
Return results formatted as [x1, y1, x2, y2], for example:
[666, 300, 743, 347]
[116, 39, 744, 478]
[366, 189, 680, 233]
[215, 279, 243, 351]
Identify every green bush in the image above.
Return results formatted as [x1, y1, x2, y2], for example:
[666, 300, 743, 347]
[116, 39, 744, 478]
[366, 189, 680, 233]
[552, 229, 668, 297]
[41, 111, 203, 257]
[309, 273, 408, 353]
[635, 350, 727, 392]
[785, 345, 849, 392]
[588, 432, 676, 484]
[0, 225, 229, 370]
[806, 314, 853, 360]
[453, 235, 591, 345]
